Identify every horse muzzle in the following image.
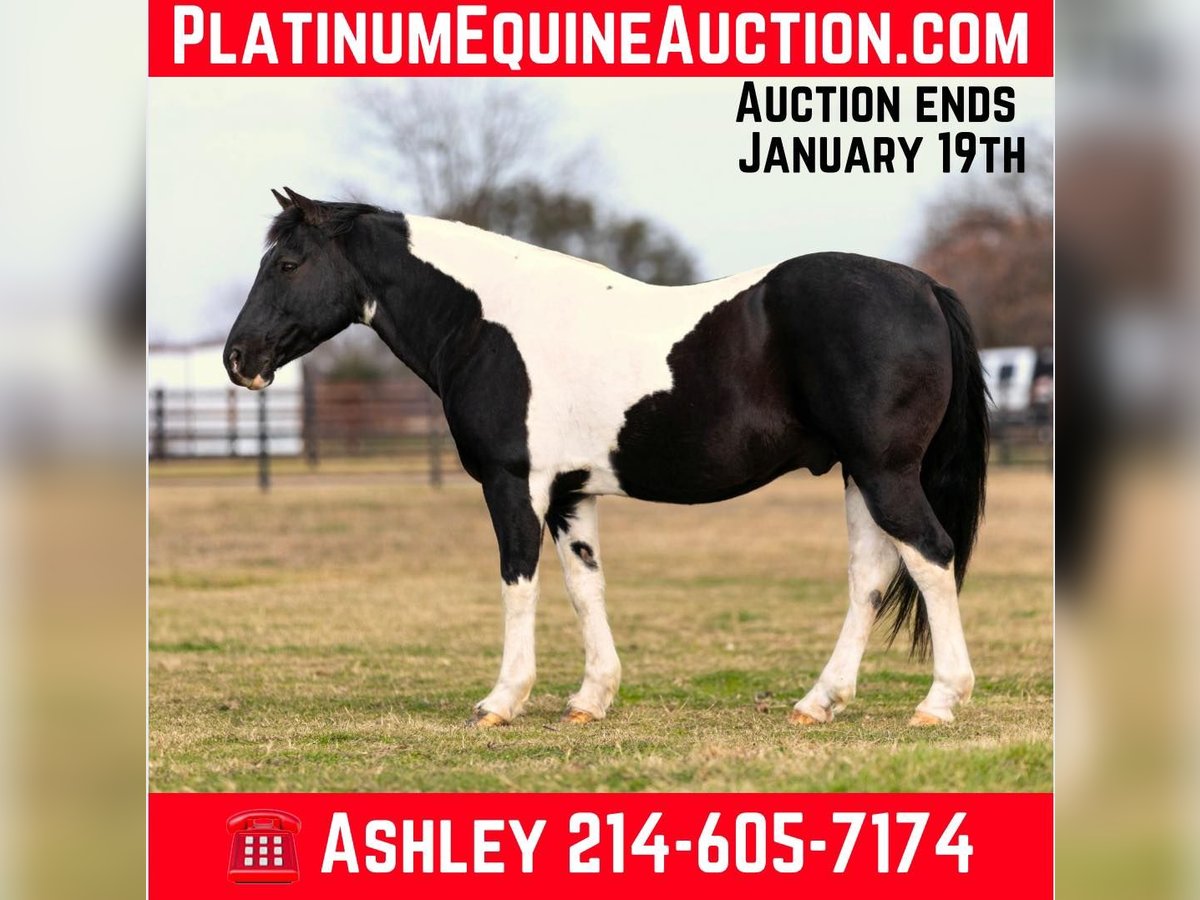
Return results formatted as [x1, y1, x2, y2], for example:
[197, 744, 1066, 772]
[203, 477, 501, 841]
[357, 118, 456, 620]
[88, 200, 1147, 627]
[226, 346, 275, 391]
[241, 372, 274, 390]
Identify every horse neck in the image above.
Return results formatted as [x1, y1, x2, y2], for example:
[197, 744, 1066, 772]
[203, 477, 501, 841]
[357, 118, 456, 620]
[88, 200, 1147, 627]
[345, 214, 483, 395]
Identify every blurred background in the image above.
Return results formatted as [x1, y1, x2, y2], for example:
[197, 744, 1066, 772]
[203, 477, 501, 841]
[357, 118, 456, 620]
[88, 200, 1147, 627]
[1, 2, 147, 899]
[1055, 0, 1200, 897]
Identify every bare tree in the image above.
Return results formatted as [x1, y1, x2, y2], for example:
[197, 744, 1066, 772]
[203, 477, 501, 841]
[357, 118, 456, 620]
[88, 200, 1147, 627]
[352, 80, 585, 220]
[347, 79, 696, 284]
[914, 134, 1054, 348]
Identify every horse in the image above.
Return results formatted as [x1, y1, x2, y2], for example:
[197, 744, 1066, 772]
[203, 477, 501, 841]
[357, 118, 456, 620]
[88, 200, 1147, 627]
[224, 187, 988, 729]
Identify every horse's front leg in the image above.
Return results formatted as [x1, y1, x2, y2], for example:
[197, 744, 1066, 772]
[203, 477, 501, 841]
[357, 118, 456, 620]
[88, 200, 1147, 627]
[550, 496, 621, 724]
[471, 472, 547, 727]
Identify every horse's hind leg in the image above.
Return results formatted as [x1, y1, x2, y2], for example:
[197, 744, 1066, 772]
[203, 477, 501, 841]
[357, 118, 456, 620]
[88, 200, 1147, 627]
[550, 496, 621, 723]
[856, 469, 975, 725]
[791, 478, 898, 724]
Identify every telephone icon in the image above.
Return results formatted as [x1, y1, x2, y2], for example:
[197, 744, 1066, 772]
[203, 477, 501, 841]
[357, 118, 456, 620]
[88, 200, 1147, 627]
[227, 810, 301, 884]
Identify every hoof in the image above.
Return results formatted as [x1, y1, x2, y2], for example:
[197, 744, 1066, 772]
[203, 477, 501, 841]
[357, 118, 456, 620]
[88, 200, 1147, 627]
[788, 709, 824, 726]
[562, 708, 597, 725]
[468, 710, 508, 728]
[909, 711, 951, 727]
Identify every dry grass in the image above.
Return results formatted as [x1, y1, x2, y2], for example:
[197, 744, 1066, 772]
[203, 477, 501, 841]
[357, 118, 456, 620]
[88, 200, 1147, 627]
[149, 465, 1052, 792]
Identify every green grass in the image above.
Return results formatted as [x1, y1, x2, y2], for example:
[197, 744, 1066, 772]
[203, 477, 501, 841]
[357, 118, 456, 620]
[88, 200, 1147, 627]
[149, 466, 1052, 792]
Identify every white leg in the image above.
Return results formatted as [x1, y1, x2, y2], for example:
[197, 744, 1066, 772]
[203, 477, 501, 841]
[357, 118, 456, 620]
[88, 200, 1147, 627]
[474, 572, 540, 725]
[897, 544, 975, 724]
[551, 497, 621, 723]
[473, 474, 550, 727]
[792, 479, 898, 724]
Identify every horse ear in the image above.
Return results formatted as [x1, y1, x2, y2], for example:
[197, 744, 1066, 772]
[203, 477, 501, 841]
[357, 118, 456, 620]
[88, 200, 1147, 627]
[283, 187, 323, 224]
[271, 188, 292, 210]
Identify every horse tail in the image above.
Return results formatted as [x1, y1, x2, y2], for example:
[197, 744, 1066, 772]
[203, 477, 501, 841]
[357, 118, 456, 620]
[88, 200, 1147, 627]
[878, 282, 990, 659]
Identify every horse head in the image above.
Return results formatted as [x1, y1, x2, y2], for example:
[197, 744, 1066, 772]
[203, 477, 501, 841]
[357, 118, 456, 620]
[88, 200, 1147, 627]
[224, 188, 368, 390]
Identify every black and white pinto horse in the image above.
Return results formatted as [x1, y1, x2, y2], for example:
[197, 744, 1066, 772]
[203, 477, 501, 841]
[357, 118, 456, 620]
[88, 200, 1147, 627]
[225, 188, 988, 728]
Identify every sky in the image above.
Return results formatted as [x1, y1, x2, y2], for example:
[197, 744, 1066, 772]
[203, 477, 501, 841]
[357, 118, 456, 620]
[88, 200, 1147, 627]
[147, 77, 1052, 343]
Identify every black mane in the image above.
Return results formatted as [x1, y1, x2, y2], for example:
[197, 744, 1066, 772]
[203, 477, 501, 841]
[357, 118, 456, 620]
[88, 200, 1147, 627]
[266, 200, 406, 245]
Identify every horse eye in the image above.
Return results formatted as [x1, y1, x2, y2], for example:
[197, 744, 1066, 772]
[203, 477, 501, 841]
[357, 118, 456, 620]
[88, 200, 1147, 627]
[280, 260, 298, 273]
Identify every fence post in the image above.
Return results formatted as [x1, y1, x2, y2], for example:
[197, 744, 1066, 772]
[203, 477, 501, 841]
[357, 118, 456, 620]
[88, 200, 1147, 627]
[151, 388, 166, 461]
[227, 388, 239, 457]
[426, 390, 443, 488]
[999, 423, 1012, 465]
[258, 390, 270, 492]
[302, 375, 319, 468]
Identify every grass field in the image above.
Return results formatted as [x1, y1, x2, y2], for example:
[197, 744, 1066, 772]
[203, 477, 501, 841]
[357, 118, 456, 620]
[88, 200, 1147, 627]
[149, 464, 1052, 792]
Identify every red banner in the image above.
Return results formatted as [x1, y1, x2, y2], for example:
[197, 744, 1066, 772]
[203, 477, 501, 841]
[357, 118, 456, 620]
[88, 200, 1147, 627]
[150, 792, 1051, 898]
[148, 0, 1054, 76]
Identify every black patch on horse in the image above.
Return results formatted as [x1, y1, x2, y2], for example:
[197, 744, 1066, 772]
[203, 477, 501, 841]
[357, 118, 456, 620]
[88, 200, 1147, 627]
[611, 280, 834, 503]
[338, 211, 535, 485]
[545, 469, 590, 540]
[570, 541, 598, 569]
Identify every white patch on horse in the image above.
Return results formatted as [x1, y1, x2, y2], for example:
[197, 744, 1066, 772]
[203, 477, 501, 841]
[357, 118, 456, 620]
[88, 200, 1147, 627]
[895, 542, 975, 722]
[794, 479, 898, 722]
[551, 497, 620, 718]
[361, 298, 378, 325]
[407, 217, 776, 494]
[476, 572, 540, 722]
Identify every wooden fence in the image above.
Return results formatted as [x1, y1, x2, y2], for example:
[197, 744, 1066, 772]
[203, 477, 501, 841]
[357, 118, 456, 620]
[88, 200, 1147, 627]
[148, 380, 1050, 491]
[148, 378, 452, 489]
